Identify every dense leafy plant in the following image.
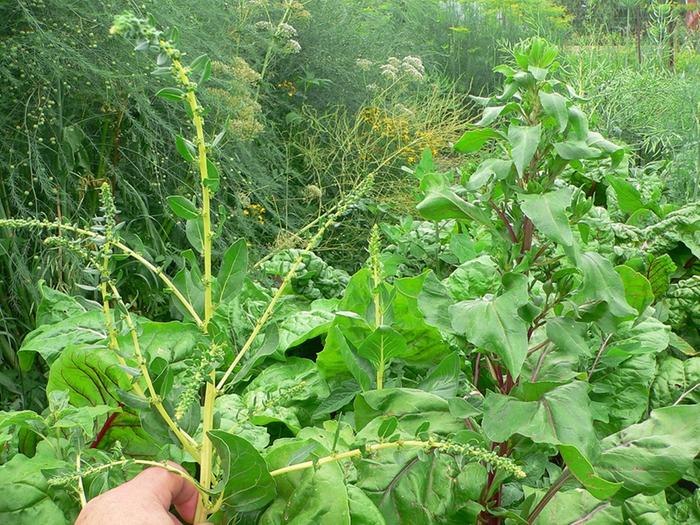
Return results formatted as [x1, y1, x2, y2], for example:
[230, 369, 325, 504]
[1, 19, 700, 525]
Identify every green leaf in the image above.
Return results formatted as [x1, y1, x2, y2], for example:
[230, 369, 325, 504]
[606, 175, 645, 215]
[444, 255, 501, 300]
[18, 311, 105, 370]
[35, 282, 90, 326]
[453, 128, 503, 153]
[575, 252, 636, 318]
[596, 405, 700, 497]
[519, 187, 574, 247]
[175, 135, 196, 162]
[450, 273, 529, 378]
[615, 266, 654, 315]
[185, 217, 204, 253]
[590, 354, 656, 435]
[209, 431, 276, 512]
[523, 318, 592, 383]
[568, 106, 590, 141]
[482, 381, 597, 459]
[553, 139, 602, 160]
[214, 394, 270, 451]
[155, 87, 185, 101]
[647, 254, 677, 297]
[355, 441, 485, 524]
[355, 388, 464, 435]
[417, 186, 493, 226]
[260, 439, 351, 525]
[357, 326, 408, 371]
[466, 158, 513, 191]
[46, 345, 155, 456]
[605, 317, 670, 358]
[650, 355, 700, 408]
[476, 103, 519, 127]
[242, 358, 329, 433]
[166, 195, 199, 220]
[622, 493, 672, 525]
[347, 485, 386, 525]
[527, 488, 622, 525]
[204, 159, 220, 192]
[539, 91, 569, 133]
[559, 445, 622, 500]
[190, 54, 212, 85]
[0, 453, 73, 525]
[215, 239, 248, 303]
[509, 124, 541, 177]
[418, 353, 461, 399]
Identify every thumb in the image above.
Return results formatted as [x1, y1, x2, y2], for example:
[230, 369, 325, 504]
[130, 463, 199, 523]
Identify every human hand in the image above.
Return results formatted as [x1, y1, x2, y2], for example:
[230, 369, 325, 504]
[76, 463, 209, 525]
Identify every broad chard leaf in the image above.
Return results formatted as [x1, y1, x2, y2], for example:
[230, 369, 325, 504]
[18, 311, 106, 370]
[595, 405, 700, 497]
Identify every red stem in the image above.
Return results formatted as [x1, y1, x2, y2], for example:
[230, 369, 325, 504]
[90, 404, 123, 449]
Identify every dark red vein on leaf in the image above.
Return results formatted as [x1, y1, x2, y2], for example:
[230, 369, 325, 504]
[90, 403, 124, 449]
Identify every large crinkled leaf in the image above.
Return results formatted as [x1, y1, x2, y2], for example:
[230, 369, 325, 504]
[526, 488, 622, 525]
[259, 439, 351, 525]
[650, 355, 700, 408]
[509, 124, 541, 177]
[0, 453, 73, 525]
[482, 381, 597, 459]
[117, 320, 203, 375]
[209, 430, 276, 513]
[275, 303, 336, 354]
[518, 187, 574, 247]
[357, 448, 485, 525]
[242, 358, 329, 433]
[575, 252, 637, 318]
[596, 405, 700, 497]
[46, 344, 155, 456]
[214, 394, 270, 451]
[450, 273, 529, 378]
[622, 493, 672, 525]
[444, 255, 501, 301]
[35, 282, 93, 327]
[18, 311, 106, 370]
[669, 491, 700, 524]
[590, 354, 656, 436]
[605, 317, 670, 360]
[354, 388, 464, 436]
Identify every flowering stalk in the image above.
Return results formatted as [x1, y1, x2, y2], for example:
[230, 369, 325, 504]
[368, 225, 386, 389]
[109, 282, 200, 459]
[216, 174, 374, 391]
[0, 218, 203, 326]
[267, 438, 526, 480]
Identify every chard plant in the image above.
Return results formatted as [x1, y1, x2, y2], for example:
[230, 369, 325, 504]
[1, 21, 699, 525]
